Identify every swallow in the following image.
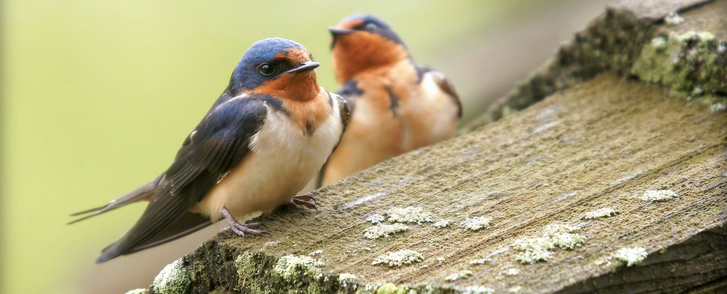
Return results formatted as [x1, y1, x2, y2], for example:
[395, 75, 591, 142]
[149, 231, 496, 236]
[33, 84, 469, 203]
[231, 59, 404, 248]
[70, 38, 350, 263]
[318, 14, 461, 187]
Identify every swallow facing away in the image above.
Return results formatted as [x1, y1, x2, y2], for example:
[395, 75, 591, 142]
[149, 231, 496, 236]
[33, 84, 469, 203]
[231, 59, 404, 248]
[70, 38, 350, 263]
[318, 14, 461, 187]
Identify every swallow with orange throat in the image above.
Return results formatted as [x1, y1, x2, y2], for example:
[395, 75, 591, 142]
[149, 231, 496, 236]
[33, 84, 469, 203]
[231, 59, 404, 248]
[318, 14, 461, 187]
[70, 38, 350, 263]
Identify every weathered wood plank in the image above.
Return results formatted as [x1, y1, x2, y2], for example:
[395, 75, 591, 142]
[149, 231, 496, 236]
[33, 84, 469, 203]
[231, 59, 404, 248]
[139, 0, 727, 293]
[151, 74, 725, 294]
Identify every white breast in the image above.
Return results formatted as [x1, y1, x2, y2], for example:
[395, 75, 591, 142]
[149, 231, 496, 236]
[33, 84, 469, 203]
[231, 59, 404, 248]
[194, 99, 343, 222]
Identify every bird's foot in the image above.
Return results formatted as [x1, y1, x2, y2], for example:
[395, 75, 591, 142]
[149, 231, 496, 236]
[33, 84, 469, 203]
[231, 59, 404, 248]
[220, 207, 271, 237]
[220, 222, 271, 237]
[288, 195, 317, 212]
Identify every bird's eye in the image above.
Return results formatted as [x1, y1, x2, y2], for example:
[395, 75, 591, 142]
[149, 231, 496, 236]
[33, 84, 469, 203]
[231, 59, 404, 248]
[258, 63, 275, 76]
[365, 23, 377, 31]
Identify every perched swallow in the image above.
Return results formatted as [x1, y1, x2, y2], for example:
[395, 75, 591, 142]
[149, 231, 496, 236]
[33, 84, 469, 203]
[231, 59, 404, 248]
[318, 14, 461, 187]
[70, 38, 349, 263]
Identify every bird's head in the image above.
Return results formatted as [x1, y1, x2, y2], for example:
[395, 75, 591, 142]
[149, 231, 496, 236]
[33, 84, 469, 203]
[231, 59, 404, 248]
[230, 38, 320, 101]
[329, 14, 409, 83]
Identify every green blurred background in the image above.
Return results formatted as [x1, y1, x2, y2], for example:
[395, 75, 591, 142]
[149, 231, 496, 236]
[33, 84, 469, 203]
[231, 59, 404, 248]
[1, 0, 613, 293]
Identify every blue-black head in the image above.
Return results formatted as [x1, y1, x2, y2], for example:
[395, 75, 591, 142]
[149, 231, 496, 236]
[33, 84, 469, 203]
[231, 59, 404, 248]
[228, 38, 319, 95]
[329, 14, 405, 48]
[328, 14, 410, 83]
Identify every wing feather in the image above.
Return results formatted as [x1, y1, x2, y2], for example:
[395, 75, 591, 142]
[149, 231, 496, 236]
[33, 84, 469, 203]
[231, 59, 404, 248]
[316, 90, 352, 188]
[96, 96, 271, 263]
[417, 65, 462, 118]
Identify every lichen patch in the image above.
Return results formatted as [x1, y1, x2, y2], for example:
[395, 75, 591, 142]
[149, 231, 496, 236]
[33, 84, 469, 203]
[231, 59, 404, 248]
[512, 223, 586, 264]
[583, 208, 619, 219]
[338, 273, 356, 282]
[469, 258, 491, 265]
[711, 102, 725, 112]
[152, 258, 190, 294]
[503, 268, 521, 276]
[664, 11, 684, 25]
[460, 216, 493, 231]
[640, 190, 678, 202]
[444, 270, 473, 282]
[384, 206, 434, 224]
[513, 237, 554, 264]
[434, 219, 453, 228]
[461, 286, 496, 294]
[366, 213, 386, 224]
[272, 255, 325, 282]
[632, 31, 726, 96]
[338, 273, 357, 287]
[613, 247, 648, 267]
[372, 249, 424, 267]
[363, 223, 409, 239]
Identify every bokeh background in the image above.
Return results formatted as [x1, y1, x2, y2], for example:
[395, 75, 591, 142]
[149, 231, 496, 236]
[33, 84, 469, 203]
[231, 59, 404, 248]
[1, 0, 615, 293]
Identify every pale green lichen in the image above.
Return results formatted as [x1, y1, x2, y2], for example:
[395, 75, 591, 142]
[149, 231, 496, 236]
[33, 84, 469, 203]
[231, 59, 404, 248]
[543, 223, 579, 235]
[632, 31, 726, 95]
[544, 224, 586, 250]
[503, 268, 521, 276]
[309, 250, 324, 256]
[434, 219, 453, 228]
[384, 206, 433, 224]
[461, 286, 496, 294]
[152, 258, 190, 294]
[364, 223, 409, 239]
[664, 11, 684, 25]
[444, 270, 473, 282]
[509, 286, 523, 293]
[469, 258, 491, 265]
[338, 273, 357, 282]
[583, 208, 619, 219]
[366, 213, 386, 224]
[711, 102, 726, 112]
[272, 254, 325, 282]
[594, 258, 610, 266]
[513, 237, 554, 264]
[124, 289, 148, 294]
[357, 285, 379, 294]
[640, 190, 678, 202]
[460, 216, 493, 231]
[613, 247, 648, 266]
[338, 273, 357, 288]
[513, 223, 586, 264]
[376, 283, 408, 294]
[372, 250, 424, 267]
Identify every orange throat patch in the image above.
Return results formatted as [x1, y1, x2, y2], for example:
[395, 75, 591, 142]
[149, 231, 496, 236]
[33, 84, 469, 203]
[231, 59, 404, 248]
[332, 32, 409, 83]
[251, 70, 321, 102]
[284, 89, 332, 135]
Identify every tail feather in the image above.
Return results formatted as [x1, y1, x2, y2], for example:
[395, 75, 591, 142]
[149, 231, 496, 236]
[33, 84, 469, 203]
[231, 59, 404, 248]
[69, 205, 108, 217]
[68, 176, 163, 225]
[96, 211, 212, 263]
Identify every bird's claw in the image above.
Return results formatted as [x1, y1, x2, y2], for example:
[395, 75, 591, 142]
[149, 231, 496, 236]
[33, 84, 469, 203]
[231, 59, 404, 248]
[294, 194, 317, 204]
[221, 222, 272, 237]
[220, 207, 271, 237]
[288, 195, 318, 212]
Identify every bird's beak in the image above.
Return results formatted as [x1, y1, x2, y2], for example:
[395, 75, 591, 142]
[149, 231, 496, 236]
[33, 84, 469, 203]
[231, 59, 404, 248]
[328, 27, 354, 37]
[286, 61, 320, 74]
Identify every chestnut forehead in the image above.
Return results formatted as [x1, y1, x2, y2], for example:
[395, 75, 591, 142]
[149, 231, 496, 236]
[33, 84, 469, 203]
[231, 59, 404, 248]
[273, 47, 311, 63]
[339, 19, 365, 30]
